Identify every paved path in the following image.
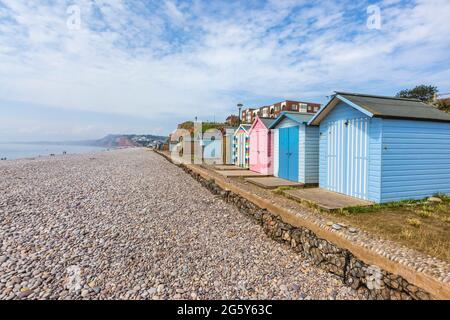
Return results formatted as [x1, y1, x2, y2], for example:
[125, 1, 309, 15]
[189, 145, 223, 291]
[0, 149, 359, 300]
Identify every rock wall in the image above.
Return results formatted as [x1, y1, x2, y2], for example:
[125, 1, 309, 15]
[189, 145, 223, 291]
[181, 166, 431, 300]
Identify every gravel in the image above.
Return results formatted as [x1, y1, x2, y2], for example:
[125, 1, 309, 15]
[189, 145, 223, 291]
[0, 148, 360, 300]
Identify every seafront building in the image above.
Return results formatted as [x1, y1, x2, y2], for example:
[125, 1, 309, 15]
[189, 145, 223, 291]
[241, 100, 321, 124]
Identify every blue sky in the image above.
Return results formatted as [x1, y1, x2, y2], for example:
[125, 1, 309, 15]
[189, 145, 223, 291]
[0, 0, 449, 141]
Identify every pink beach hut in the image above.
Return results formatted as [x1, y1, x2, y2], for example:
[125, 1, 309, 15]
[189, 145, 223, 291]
[249, 117, 275, 175]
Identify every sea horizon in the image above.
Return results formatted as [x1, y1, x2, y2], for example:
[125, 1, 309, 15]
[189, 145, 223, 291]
[0, 142, 108, 160]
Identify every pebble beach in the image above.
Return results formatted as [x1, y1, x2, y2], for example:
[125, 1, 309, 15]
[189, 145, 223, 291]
[0, 148, 359, 300]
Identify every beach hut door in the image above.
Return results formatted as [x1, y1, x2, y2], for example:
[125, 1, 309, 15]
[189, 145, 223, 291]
[257, 130, 267, 170]
[239, 134, 245, 167]
[279, 126, 299, 181]
[327, 119, 369, 199]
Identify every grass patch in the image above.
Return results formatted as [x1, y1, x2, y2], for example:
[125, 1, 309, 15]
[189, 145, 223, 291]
[417, 210, 433, 218]
[343, 199, 422, 215]
[406, 218, 422, 228]
[400, 228, 414, 240]
[322, 195, 450, 262]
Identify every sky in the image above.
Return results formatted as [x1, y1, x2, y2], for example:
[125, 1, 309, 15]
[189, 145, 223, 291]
[0, 0, 449, 141]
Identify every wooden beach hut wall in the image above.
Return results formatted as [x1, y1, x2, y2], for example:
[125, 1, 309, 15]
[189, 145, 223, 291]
[269, 112, 319, 184]
[223, 127, 237, 165]
[308, 92, 450, 203]
[233, 124, 251, 168]
[249, 117, 275, 175]
[202, 137, 222, 164]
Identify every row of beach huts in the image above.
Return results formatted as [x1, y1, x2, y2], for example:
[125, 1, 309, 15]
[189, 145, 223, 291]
[171, 92, 450, 204]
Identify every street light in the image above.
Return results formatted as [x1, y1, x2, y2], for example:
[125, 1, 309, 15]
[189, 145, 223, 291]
[237, 103, 243, 125]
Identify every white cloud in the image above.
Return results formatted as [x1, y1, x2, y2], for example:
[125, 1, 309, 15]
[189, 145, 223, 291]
[0, 0, 449, 135]
[164, 0, 184, 24]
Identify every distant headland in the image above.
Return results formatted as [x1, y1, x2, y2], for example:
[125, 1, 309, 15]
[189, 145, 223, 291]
[10, 134, 168, 148]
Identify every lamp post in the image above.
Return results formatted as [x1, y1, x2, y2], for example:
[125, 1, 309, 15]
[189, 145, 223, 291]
[237, 103, 243, 126]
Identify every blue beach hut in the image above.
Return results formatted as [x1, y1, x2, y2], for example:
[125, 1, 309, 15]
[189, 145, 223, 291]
[269, 112, 319, 184]
[308, 92, 450, 203]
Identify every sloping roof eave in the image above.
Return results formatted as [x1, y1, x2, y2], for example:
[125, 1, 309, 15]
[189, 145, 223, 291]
[309, 93, 450, 125]
[269, 112, 310, 128]
[234, 124, 251, 135]
[308, 95, 375, 126]
[372, 114, 450, 123]
[249, 117, 274, 133]
[307, 97, 340, 126]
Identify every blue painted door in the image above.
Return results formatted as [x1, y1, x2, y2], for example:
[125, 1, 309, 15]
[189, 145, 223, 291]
[279, 128, 289, 179]
[288, 126, 299, 181]
[278, 126, 299, 181]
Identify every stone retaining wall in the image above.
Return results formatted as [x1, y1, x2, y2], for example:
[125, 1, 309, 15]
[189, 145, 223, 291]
[181, 165, 431, 300]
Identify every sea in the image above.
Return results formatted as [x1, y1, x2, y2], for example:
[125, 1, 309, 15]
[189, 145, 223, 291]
[0, 143, 108, 160]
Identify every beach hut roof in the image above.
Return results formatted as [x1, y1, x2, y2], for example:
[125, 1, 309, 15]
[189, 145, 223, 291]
[235, 124, 252, 134]
[268, 112, 315, 129]
[221, 126, 238, 134]
[309, 92, 450, 125]
[259, 117, 275, 128]
[249, 116, 275, 133]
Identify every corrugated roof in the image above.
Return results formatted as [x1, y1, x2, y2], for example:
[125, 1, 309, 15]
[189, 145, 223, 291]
[338, 92, 450, 122]
[269, 112, 315, 128]
[259, 117, 275, 128]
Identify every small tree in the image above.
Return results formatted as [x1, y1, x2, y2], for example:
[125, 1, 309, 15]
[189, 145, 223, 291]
[396, 85, 438, 103]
